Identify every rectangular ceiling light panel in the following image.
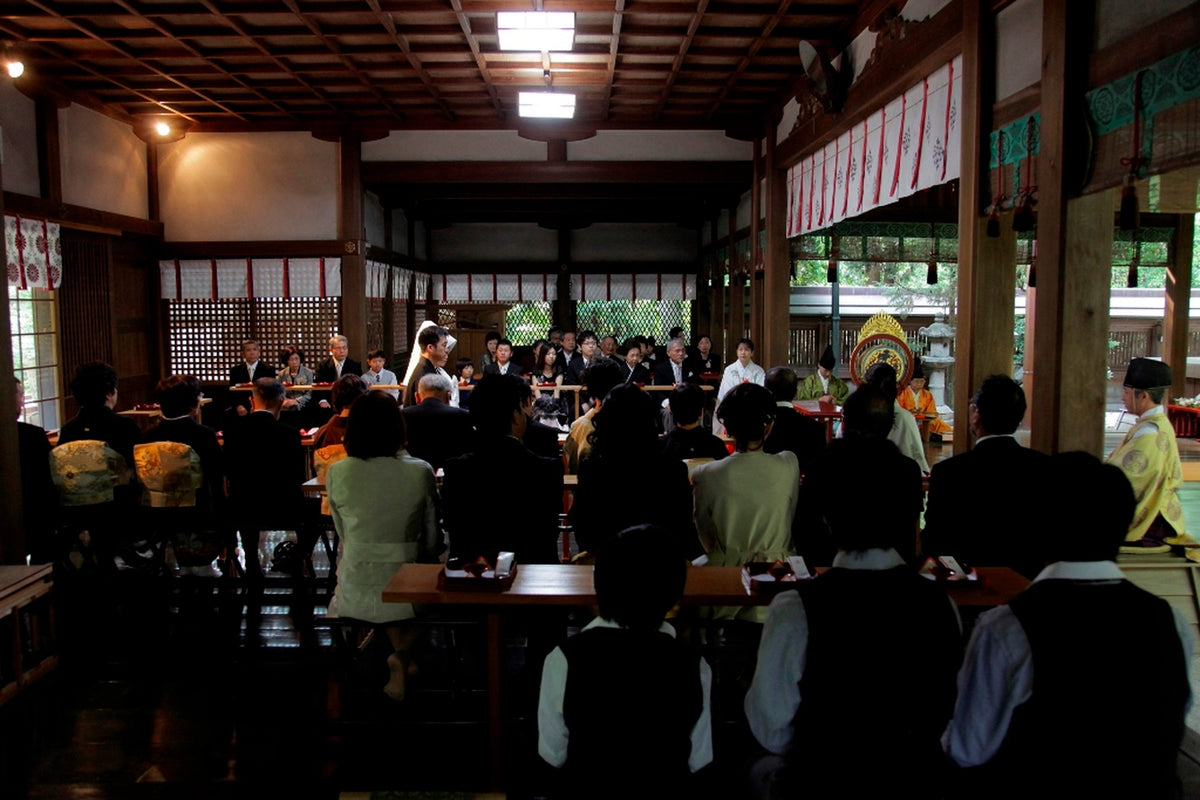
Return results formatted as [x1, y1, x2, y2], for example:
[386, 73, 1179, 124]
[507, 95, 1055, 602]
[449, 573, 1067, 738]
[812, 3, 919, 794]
[497, 12, 575, 52]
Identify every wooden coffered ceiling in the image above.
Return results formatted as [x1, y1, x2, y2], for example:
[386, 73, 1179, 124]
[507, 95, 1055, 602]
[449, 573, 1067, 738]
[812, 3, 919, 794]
[0, 0, 886, 132]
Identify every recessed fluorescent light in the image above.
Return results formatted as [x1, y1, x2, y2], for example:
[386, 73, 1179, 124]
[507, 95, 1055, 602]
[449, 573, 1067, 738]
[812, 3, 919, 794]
[498, 12, 575, 52]
[519, 92, 576, 119]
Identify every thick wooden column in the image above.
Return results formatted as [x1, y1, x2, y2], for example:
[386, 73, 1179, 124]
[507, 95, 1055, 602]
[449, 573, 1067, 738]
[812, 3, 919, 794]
[1164, 214, 1194, 400]
[952, 0, 1000, 453]
[1030, 0, 1108, 456]
[725, 205, 742, 363]
[749, 135, 763, 350]
[35, 97, 61, 206]
[554, 229, 575, 332]
[0, 157, 24, 564]
[338, 136, 367, 354]
[763, 122, 790, 369]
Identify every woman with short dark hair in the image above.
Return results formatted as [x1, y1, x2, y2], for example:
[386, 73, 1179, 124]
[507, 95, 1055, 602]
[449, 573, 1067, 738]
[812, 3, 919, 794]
[326, 391, 440, 701]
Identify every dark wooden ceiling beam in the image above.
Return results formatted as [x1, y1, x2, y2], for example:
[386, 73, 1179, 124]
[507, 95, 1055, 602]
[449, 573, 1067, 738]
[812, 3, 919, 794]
[362, 0, 458, 120]
[22, 1, 241, 120]
[653, 0, 710, 120]
[448, 0, 504, 117]
[704, 0, 794, 119]
[362, 160, 750, 185]
[601, 0, 627, 122]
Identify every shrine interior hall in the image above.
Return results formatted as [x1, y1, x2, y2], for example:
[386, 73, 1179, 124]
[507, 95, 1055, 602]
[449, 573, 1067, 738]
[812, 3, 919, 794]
[2, 0, 1200, 797]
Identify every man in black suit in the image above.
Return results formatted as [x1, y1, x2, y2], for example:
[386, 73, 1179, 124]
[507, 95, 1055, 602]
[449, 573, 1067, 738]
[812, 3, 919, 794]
[563, 330, 597, 386]
[223, 378, 308, 577]
[763, 366, 827, 473]
[401, 372, 474, 470]
[482, 338, 523, 380]
[313, 334, 362, 420]
[441, 374, 563, 565]
[229, 339, 277, 416]
[402, 324, 452, 407]
[653, 337, 701, 432]
[921, 374, 1049, 578]
[616, 339, 650, 385]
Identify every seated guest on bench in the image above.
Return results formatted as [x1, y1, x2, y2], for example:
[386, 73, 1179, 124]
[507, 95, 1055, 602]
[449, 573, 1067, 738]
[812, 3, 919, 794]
[798, 385, 924, 566]
[616, 338, 650, 385]
[745, 438, 961, 799]
[519, 381, 562, 459]
[538, 525, 712, 798]
[763, 366, 826, 472]
[922, 375, 1048, 578]
[327, 390, 441, 702]
[482, 338, 523, 379]
[314, 335, 362, 418]
[229, 340, 276, 417]
[564, 357, 623, 474]
[277, 346, 315, 419]
[147, 374, 224, 510]
[59, 361, 143, 469]
[441, 374, 563, 565]
[223, 378, 307, 578]
[313, 374, 367, 449]
[659, 383, 728, 462]
[944, 452, 1193, 799]
[862, 361, 929, 473]
[400, 372, 473, 471]
[571, 385, 703, 563]
[361, 348, 399, 400]
[692, 382, 798, 622]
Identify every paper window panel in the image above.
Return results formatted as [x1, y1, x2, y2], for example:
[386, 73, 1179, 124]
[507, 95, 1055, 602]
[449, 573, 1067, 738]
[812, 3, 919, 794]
[214, 259, 248, 299]
[252, 259, 286, 297]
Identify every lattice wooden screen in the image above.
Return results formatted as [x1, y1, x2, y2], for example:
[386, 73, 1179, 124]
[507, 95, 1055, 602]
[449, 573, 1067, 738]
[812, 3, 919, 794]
[166, 297, 340, 382]
[366, 297, 384, 353]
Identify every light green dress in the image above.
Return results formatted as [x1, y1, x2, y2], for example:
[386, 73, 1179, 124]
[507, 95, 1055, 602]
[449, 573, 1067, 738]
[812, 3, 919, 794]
[326, 451, 440, 623]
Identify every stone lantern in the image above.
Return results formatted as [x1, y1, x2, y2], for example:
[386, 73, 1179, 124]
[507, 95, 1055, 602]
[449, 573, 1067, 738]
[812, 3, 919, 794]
[918, 316, 955, 424]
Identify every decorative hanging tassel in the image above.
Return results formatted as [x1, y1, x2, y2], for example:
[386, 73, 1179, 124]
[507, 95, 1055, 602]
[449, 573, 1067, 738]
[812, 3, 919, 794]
[1126, 263, 1139, 288]
[1028, 239, 1038, 288]
[826, 262, 838, 283]
[1119, 174, 1139, 231]
[986, 204, 1001, 238]
[1012, 195, 1035, 232]
[926, 259, 938, 285]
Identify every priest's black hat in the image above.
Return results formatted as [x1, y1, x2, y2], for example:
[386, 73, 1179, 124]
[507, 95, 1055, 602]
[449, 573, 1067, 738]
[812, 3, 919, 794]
[819, 345, 836, 370]
[1124, 357, 1172, 390]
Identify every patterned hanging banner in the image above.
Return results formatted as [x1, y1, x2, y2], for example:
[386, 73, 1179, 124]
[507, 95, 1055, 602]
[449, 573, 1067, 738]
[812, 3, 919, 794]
[786, 55, 962, 238]
[5, 214, 62, 290]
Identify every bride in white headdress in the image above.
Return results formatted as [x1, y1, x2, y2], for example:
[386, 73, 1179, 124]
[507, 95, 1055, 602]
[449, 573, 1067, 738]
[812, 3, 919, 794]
[403, 320, 460, 407]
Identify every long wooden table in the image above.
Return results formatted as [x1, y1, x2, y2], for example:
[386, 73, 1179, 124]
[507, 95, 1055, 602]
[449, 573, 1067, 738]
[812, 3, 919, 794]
[381, 562, 1028, 789]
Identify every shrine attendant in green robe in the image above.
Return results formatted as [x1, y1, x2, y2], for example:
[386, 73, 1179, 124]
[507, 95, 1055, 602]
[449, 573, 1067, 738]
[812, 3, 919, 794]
[798, 345, 850, 405]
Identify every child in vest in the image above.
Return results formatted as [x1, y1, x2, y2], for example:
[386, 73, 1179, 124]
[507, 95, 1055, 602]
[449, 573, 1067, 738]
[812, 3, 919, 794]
[537, 524, 712, 798]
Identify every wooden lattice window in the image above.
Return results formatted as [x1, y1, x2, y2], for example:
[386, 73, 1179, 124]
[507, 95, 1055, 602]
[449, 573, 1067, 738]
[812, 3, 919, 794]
[9, 286, 62, 430]
[166, 297, 341, 382]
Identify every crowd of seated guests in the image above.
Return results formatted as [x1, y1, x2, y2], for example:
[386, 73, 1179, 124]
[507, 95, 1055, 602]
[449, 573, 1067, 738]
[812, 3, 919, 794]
[15, 327, 1194, 796]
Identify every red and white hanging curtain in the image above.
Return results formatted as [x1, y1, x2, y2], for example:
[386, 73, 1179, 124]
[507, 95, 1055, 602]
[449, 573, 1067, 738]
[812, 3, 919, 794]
[366, 259, 389, 299]
[5, 214, 63, 290]
[390, 267, 430, 304]
[439, 273, 558, 304]
[158, 257, 343, 300]
[787, 55, 962, 238]
[570, 273, 696, 302]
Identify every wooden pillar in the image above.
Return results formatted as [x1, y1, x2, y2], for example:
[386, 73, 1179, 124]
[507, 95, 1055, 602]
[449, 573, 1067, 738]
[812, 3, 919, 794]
[1030, 0, 1109, 456]
[763, 121, 790, 369]
[952, 0, 1000, 453]
[693, 225, 711, 341]
[709, 215, 725, 355]
[407, 217, 418, 350]
[749, 135, 763, 350]
[35, 97, 61, 206]
[0, 156, 24, 564]
[1164, 214, 1194, 400]
[554, 229, 575, 332]
[338, 136, 367, 354]
[726, 207, 744, 365]
[146, 141, 160, 222]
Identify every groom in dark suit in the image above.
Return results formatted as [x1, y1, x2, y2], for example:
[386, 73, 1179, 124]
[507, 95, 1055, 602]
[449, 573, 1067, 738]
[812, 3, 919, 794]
[921, 375, 1049, 578]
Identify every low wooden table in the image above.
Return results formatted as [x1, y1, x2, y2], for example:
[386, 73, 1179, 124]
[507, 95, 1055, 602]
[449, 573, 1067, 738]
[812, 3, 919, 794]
[794, 399, 841, 441]
[381, 562, 1027, 789]
[0, 564, 56, 707]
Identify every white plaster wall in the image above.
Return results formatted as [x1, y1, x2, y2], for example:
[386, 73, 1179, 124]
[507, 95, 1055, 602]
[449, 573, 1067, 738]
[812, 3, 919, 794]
[570, 131, 752, 161]
[571, 223, 695, 262]
[431, 222, 557, 262]
[392, 208, 409, 255]
[158, 132, 337, 241]
[1096, 0, 1194, 49]
[362, 130, 546, 161]
[364, 191, 385, 247]
[60, 104, 148, 219]
[0, 81, 39, 198]
[996, 0, 1043, 100]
